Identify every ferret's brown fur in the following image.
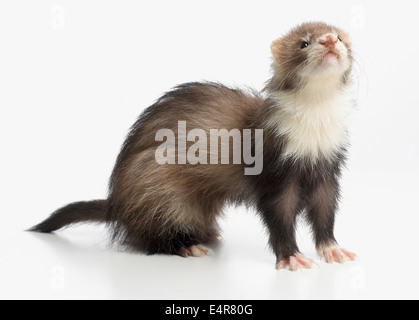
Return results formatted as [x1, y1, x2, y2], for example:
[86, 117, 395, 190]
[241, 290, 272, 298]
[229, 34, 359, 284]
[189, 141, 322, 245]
[107, 83, 265, 253]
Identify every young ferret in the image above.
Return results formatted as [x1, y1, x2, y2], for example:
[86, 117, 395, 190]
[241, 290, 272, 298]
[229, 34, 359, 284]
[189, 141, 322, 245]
[31, 22, 357, 271]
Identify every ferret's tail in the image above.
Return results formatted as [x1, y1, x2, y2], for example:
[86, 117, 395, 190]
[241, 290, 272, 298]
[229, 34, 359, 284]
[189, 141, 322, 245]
[28, 200, 107, 233]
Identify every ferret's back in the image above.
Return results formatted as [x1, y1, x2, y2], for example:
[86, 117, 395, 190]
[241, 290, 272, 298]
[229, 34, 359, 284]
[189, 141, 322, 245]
[132, 82, 264, 150]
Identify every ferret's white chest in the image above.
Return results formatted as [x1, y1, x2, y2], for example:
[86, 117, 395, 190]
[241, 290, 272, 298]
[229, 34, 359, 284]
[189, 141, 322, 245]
[268, 86, 352, 161]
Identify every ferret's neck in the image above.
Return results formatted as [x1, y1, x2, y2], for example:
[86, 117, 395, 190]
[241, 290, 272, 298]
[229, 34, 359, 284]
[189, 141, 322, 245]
[266, 76, 352, 162]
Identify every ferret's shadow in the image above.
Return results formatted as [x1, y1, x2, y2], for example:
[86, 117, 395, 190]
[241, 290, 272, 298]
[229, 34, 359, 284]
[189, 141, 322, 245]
[27, 228, 231, 299]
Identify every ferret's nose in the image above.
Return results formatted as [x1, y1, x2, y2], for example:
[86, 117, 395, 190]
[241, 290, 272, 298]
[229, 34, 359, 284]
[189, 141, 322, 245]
[320, 35, 338, 48]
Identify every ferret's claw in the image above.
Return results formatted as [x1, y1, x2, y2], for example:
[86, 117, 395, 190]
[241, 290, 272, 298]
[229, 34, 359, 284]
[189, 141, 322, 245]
[276, 253, 317, 271]
[179, 244, 211, 258]
[318, 245, 357, 264]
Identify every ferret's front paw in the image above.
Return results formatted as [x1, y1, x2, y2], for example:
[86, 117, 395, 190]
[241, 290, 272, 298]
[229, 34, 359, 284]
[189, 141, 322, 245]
[318, 245, 357, 264]
[276, 253, 317, 271]
[179, 244, 210, 258]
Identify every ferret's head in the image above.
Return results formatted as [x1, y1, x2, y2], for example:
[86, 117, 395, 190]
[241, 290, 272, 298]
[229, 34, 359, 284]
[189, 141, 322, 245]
[268, 22, 353, 91]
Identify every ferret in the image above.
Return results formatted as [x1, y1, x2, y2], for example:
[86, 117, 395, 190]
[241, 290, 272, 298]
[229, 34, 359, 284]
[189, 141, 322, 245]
[30, 22, 357, 271]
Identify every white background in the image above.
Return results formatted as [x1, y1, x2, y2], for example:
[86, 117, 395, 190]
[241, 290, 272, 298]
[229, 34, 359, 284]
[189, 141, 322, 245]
[1, 0, 418, 300]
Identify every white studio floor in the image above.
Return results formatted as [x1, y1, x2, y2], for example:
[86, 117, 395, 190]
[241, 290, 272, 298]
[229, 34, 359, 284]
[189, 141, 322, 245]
[2, 171, 418, 300]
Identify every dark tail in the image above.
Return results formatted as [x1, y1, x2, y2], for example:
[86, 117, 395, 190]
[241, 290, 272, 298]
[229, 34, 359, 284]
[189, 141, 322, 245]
[29, 200, 107, 233]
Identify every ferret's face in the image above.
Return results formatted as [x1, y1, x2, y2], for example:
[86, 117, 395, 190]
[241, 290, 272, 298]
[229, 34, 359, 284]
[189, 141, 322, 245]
[271, 22, 353, 90]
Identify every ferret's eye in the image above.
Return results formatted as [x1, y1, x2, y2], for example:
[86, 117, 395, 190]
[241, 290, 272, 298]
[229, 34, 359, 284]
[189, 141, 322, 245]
[301, 41, 309, 49]
[338, 36, 343, 42]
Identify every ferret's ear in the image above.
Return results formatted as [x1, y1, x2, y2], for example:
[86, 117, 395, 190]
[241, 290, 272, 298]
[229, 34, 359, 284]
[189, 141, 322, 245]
[270, 37, 284, 65]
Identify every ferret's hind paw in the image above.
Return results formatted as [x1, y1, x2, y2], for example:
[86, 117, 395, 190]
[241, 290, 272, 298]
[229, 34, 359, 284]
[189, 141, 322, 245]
[276, 253, 317, 271]
[179, 245, 211, 258]
[318, 245, 357, 264]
